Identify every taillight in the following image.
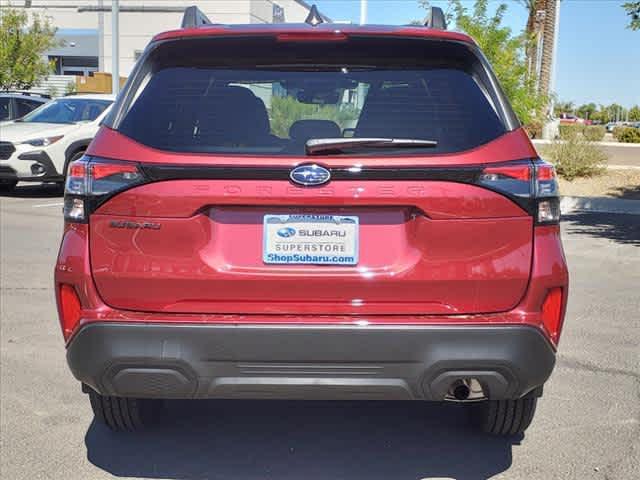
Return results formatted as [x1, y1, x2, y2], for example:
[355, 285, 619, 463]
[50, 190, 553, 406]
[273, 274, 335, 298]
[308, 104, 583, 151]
[541, 287, 564, 345]
[64, 156, 145, 222]
[58, 284, 82, 340]
[476, 159, 560, 225]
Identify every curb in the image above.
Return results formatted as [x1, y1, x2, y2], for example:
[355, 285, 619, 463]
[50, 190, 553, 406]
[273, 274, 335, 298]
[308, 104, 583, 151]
[560, 196, 640, 215]
[533, 139, 640, 148]
[607, 165, 640, 170]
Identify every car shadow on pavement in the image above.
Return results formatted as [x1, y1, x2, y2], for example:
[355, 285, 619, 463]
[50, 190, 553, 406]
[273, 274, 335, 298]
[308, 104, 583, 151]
[0, 183, 63, 199]
[611, 184, 640, 200]
[85, 399, 519, 480]
[563, 212, 640, 246]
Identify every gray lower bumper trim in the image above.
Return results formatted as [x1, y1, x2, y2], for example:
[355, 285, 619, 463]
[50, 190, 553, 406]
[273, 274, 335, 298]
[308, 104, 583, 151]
[67, 323, 556, 401]
[17, 150, 62, 180]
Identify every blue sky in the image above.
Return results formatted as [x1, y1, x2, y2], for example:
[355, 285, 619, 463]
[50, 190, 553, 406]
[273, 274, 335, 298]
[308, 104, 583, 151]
[315, 0, 640, 107]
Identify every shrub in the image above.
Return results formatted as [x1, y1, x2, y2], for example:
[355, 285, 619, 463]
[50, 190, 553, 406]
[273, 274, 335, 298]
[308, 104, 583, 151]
[558, 124, 584, 140]
[64, 80, 77, 96]
[583, 125, 606, 142]
[523, 120, 543, 139]
[46, 85, 58, 98]
[543, 136, 608, 181]
[613, 126, 640, 143]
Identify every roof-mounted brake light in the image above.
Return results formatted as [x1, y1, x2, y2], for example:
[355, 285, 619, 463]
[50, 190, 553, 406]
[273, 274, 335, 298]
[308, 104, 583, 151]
[276, 32, 348, 42]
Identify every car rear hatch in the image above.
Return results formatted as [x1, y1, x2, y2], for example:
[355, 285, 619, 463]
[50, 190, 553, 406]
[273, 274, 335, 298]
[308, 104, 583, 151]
[73, 33, 544, 317]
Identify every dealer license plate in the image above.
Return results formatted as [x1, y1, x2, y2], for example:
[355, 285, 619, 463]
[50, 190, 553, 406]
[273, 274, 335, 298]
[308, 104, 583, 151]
[263, 214, 359, 265]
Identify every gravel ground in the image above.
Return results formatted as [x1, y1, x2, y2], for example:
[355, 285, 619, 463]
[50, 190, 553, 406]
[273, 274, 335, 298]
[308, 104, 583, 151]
[558, 169, 640, 199]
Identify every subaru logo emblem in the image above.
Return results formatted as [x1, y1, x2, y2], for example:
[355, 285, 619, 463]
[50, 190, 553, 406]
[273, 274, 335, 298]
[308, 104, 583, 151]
[290, 164, 331, 186]
[277, 227, 296, 238]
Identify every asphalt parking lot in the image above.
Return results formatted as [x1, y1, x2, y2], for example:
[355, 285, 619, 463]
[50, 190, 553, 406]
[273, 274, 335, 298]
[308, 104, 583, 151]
[1, 184, 638, 480]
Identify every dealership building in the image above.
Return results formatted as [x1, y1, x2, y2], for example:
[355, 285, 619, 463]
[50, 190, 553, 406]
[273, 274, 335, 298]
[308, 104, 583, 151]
[4, 1, 326, 80]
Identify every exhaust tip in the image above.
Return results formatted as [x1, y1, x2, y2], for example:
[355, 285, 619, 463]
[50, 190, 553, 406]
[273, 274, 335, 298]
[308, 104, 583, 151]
[445, 378, 485, 402]
[452, 381, 471, 401]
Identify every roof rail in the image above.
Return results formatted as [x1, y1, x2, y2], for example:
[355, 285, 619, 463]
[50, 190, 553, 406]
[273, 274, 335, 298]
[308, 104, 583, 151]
[0, 90, 51, 99]
[304, 4, 325, 26]
[424, 7, 447, 30]
[181, 6, 212, 29]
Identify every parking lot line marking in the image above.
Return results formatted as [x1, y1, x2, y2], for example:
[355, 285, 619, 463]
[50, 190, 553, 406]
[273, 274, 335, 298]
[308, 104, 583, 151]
[32, 202, 64, 208]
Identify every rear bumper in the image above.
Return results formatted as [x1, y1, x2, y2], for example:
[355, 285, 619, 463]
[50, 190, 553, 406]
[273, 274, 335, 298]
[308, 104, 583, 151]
[67, 322, 555, 401]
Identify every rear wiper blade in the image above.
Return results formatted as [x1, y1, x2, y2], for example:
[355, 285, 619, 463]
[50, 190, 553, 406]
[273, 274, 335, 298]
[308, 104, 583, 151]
[306, 137, 438, 155]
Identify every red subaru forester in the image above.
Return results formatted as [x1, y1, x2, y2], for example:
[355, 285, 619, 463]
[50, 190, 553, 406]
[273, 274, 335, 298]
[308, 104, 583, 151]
[55, 7, 568, 435]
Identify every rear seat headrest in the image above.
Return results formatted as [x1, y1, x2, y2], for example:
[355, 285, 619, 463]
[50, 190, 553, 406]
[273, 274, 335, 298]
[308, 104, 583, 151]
[289, 119, 341, 143]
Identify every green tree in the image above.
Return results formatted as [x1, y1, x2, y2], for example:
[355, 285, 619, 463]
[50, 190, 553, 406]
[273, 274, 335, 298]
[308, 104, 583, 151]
[443, 0, 547, 125]
[605, 103, 625, 122]
[554, 100, 574, 116]
[623, 1, 640, 30]
[628, 105, 640, 121]
[590, 105, 609, 123]
[0, 8, 58, 91]
[576, 103, 597, 120]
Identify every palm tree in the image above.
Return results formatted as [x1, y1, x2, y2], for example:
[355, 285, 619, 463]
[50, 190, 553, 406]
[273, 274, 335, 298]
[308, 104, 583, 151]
[623, 1, 640, 30]
[538, 0, 557, 102]
[554, 100, 574, 116]
[519, 0, 545, 81]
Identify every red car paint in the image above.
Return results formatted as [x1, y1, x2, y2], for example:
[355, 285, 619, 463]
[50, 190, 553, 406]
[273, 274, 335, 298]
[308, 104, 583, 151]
[55, 25, 569, 383]
[152, 23, 475, 44]
[56, 221, 567, 338]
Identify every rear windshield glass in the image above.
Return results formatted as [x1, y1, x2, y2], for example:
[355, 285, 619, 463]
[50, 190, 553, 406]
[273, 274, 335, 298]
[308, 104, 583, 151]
[117, 37, 509, 156]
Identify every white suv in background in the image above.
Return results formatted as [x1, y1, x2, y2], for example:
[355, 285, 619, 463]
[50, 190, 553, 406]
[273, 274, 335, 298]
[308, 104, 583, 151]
[0, 94, 114, 191]
[0, 92, 50, 123]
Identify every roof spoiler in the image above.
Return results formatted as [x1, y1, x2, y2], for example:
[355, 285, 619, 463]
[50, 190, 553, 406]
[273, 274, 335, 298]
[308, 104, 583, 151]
[424, 7, 447, 30]
[181, 6, 212, 29]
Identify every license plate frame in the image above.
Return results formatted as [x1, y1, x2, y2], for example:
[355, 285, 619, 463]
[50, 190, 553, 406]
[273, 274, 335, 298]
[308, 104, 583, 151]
[263, 214, 359, 265]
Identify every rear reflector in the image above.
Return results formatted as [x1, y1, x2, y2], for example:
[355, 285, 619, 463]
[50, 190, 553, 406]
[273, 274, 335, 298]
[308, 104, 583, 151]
[58, 284, 81, 340]
[541, 287, 564, 345]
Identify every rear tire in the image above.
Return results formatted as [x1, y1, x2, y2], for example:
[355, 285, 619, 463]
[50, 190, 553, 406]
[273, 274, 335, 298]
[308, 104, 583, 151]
[473, 396, 538, 436]
[86, 387, 162, 431]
